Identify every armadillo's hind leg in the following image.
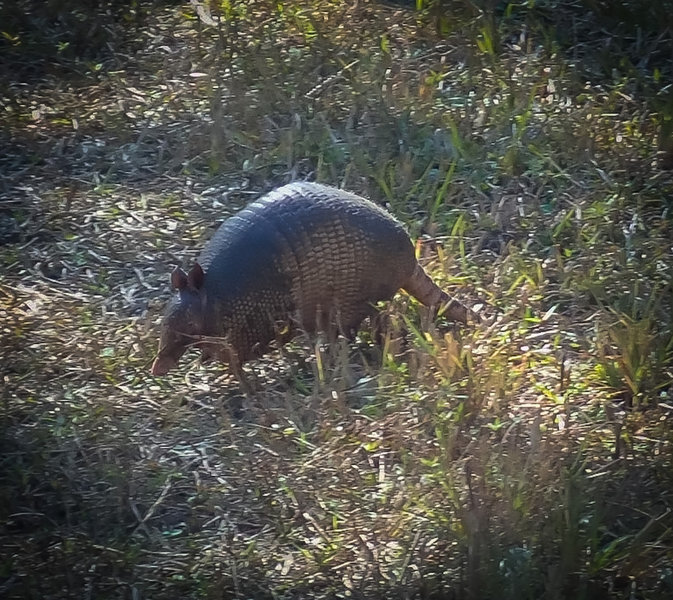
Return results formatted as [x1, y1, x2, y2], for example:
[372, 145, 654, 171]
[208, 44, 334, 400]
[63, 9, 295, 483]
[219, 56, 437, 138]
[403, 263, 481, 324]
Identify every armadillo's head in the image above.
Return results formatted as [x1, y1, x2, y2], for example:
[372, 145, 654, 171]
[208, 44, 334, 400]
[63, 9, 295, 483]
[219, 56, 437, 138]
[151, 263, 209, 376]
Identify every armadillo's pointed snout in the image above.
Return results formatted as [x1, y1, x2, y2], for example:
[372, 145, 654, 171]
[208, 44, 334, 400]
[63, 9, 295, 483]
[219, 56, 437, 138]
[150, 354, 178, 376]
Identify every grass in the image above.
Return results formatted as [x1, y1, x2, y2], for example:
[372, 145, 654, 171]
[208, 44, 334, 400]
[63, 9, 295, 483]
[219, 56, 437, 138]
[1, 0, 673, 598]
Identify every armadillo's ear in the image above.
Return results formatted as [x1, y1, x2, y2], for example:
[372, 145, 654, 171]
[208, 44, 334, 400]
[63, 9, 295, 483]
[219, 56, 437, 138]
[171, 266, 189, 291]
[187, 262, 205, 291]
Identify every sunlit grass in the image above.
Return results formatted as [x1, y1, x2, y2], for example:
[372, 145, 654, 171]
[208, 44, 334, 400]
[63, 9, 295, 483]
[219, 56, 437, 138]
[1, 1, 672, 599]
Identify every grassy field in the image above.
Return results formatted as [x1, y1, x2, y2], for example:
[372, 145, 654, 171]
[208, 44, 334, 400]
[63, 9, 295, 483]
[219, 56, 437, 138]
[1, 1, 672, 598]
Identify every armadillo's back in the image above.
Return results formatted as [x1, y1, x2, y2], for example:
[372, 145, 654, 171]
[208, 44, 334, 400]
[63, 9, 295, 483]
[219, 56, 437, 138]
[198, 182, 417, 354]
[255, 182, 417, 331]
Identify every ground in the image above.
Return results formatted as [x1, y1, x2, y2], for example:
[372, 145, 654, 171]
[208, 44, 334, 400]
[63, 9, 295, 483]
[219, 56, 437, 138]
[1, 1, 672, 599]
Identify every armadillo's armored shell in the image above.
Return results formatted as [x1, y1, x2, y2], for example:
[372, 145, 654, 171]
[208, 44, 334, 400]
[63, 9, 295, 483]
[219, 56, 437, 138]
[197, 182, 417, 358]
[152, 182, 477, 375]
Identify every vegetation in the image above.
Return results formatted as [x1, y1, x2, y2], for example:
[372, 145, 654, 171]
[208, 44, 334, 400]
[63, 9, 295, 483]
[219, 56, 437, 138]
[1, 1, 672, 598]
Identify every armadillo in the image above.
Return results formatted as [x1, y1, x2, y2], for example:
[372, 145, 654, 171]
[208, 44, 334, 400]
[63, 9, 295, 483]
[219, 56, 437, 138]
[151, 182, 478, 376]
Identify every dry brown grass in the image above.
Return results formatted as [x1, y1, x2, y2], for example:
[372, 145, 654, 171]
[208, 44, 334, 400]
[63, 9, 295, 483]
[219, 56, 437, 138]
[1, 1, 672, 599]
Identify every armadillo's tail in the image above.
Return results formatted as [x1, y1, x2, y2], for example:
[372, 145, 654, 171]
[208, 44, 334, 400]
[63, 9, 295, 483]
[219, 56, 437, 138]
[403, 263, 481, 324]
